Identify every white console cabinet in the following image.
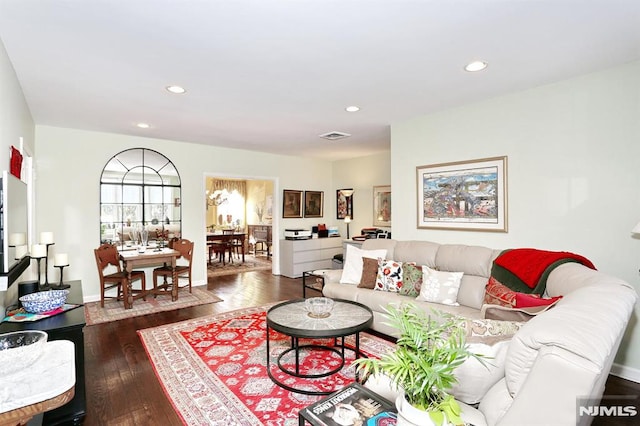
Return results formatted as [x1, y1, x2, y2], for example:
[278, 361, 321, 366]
[279, 238, 343, 278]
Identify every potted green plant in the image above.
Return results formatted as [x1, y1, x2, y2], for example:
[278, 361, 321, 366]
[353, 303, 484, 426]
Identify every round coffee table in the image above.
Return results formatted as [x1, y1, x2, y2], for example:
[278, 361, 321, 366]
[266, 298, 373, 396]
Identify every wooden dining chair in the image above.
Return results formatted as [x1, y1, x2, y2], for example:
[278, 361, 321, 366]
[152, 238, 194, 293]
[254, 229, 271, 257]
[94, 243, 147, 307]
[211, 231, 235, 264]
[228, 229, 244, 260]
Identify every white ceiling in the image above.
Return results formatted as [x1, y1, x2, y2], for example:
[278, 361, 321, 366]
[1, 0, 639, 161]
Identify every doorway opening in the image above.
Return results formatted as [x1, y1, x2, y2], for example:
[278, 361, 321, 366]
[204, 174, 278, 276]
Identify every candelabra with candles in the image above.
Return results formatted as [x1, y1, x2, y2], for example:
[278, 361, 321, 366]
[53, 253, 70, 289]
[30, 243, 49, 291]
[29, 232, 71, 290]
[8, 233, 29, 265]
[39, 231, 55, 288]
[8, 232, 26, 248]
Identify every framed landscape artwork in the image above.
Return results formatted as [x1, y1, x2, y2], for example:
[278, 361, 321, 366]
[416, 156, 508, 232]
[373, 185, 391, 227]
[282, 190, 303, 218]
[304, 191, 324, 218]
[336, 188, 353, 219]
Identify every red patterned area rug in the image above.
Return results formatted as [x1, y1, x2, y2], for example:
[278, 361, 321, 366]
[138, 304, 395, 425]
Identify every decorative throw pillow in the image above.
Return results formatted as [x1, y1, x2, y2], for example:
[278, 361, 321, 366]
[484, 277, 562, 308]
[514, 292, 562, 308]
[461, 317, 524, 345]
[358, 257, 379, 289]
[399, 263, 422, 297]
[375, 259, 403, 292]
[339, 245, 387, 284]
[415, 266, 463, 306]
[483, 277, 515, 307]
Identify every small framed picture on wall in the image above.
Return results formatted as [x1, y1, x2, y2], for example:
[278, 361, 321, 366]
[336, 189, 353, 219]
[282, 190, 303, 218]
[304, 191, 324, 218]
[373, 185, 391, 227]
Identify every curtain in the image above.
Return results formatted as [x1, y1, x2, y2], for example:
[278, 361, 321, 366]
[210, 179, 247, 197]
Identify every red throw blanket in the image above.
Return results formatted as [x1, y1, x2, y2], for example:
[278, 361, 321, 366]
[494, 248, 596, 289]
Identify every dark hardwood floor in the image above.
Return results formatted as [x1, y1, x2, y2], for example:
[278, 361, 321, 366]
[82, 270, 639, 425]
[83, 271, 304, 425]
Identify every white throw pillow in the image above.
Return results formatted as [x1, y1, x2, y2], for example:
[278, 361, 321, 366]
[448, 340, 510, 405]
[415, 266, 463, 306]
[339, 245, 387, 284]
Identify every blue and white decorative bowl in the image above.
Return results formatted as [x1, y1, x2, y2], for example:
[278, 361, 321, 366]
[19, 289, 69, 314]
[0, 330, 48, 376]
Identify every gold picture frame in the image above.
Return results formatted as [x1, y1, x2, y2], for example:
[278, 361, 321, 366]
[304, 191, 324, 218]
[416, 156, 508, 232]
[282, 190, 303, 218]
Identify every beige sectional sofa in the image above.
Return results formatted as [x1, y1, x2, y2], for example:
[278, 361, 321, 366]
[320, 239, 637, 426]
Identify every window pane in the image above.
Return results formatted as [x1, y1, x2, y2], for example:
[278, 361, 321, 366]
[144, 204, 168, 225]
[101, 204, 121, 223]
[101, 184, 121, 203]
[123, 204, 142, 223]
[122, 186, 142, 203]
[146, 186, 164, 203]
[142, 166, 163, 185]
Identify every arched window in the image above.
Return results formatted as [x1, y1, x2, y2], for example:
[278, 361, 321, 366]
[99, 148, 181, 244]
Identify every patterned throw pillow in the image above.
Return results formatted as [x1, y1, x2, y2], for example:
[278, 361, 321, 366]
[461, 317, 525, 345]
[399, 263, 422, 297]
[415, 266, 463, 306]
[375, 259, 403, 292]
[484, 277, 562, 308]
[484, 276, 515, 307]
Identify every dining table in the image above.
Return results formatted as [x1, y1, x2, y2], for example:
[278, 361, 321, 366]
[118, 246, 180, 309]
[206, 232, 246, 263]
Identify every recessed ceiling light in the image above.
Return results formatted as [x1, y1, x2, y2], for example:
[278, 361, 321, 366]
[345, 106, 360, 112]
[136, 122, 150, 129]
[464, 61, 488, 72]
[166, 85, 186, 94]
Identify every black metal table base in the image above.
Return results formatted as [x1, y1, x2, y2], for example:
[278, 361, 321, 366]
[266, 328, 363, 396]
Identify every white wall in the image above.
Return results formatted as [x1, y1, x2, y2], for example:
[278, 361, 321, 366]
[391, 61, 640, 376]
[0, 40, 34, 165]
[0, 39, 34, 312]
[34, 126, 336, 301]
[332, 152, 391, 238]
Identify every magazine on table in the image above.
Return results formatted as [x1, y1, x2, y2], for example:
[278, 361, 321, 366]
[302, 383, 397, 426]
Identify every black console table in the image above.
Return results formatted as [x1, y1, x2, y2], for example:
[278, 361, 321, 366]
[0, 280, 86, 425]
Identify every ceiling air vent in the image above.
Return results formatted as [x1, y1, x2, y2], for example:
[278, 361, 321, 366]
[319, 131, 351, 141]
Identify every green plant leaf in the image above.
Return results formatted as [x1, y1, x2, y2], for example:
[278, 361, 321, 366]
[352, 303, 483, 412]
